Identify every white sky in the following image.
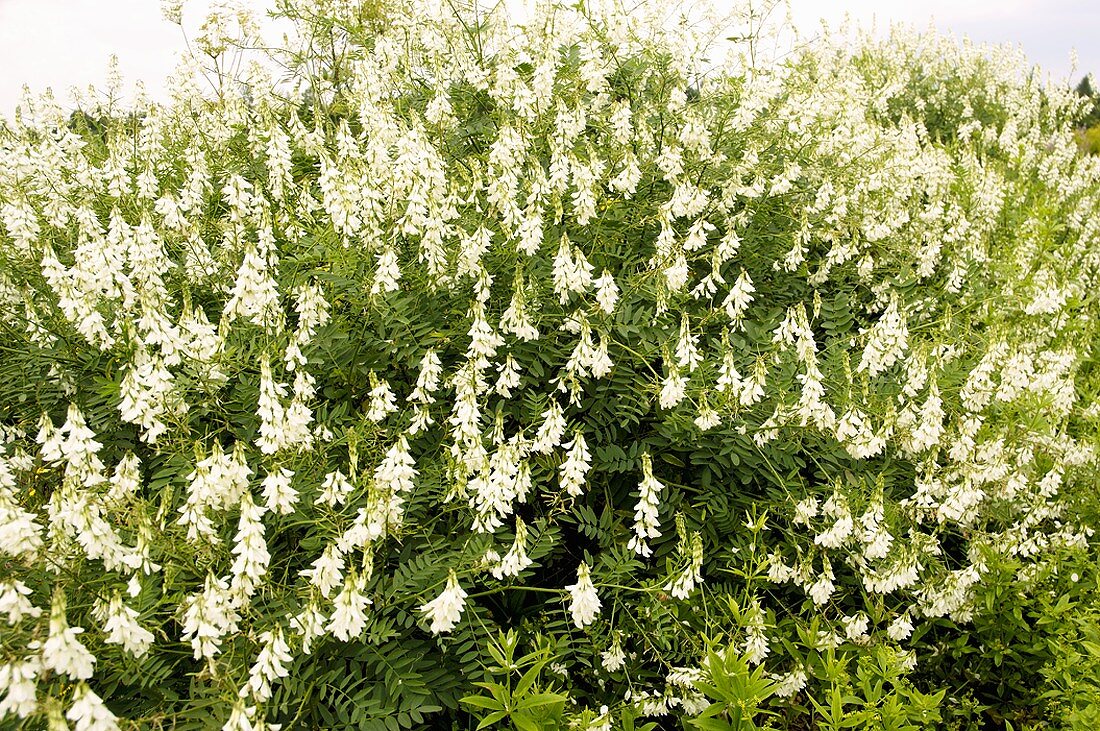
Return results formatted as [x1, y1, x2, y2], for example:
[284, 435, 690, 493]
[0, 0, 1097, 115]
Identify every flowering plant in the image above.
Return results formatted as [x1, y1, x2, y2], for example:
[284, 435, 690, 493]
[1, 0, 1098, 728]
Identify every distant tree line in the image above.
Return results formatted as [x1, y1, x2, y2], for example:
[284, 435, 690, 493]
[1076, 75, 1100, 153]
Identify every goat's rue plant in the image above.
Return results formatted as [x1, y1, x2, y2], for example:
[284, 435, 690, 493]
[0, 0, 1098, 728]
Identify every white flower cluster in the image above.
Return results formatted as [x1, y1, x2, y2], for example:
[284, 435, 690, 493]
[256, 358, 314, 454]
[420, 571, 468, 634]
[559, 431, 592, 497]
[664, 519, 704, 600]
[180, 575, 241, 662]
[567, 562, 601, 628]
[857, 296, 908, 378]
[627, 453, 665, 557]
[178, 443, 252, 543]
[490, 517, 534, 580]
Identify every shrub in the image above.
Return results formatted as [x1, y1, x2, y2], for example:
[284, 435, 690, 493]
[1078, 124, 1100, 155]
[0, 1, 1097, 729]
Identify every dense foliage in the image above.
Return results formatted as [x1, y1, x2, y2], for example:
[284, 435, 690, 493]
[1, 1, 1099, 729]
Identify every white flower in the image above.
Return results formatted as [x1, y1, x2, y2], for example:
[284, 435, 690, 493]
[42, 593, 96, 680]
[491, 518, 534, 579]
[675, 315, 701, 372]
[857, 295, 908, 378]
[663, 253, 689, 292]
[960, 344, 1004, 413]
[316, 469, 354, 507]
[1024, 268, 1066, 315]
[229, 492, 270, 600]
[448, 360, 485, 448]
[469, 443, 529, 534]
[457, 225, 492, 279]
[899, 385, 945, 454]
[766, 552, 795, 583]
[302, 544, 345, 598]
[659, 368, 688, 409]
[601, 637, 626, 672]
[792, 496, 818, 526]
[500, 286, 540, 341]
[328, 573, 371, 642]
[242, 628, 292, 702]
[589, 334, 613, 379]
[290, 601, 327, 655]
[495, 355, 522, 397]
[834, 408, 887, 460]
[739, 359, 767, 407]
[664, 529, 703, 600]
[722, 269, 755, 326]
[222, 700, 259, 731]
[693, 402, 721, 431]
[370, 245, 402, 295]
[365, 373, 398, 422]
[105, 453, 141, 506]
[375, 434, 417, 502]
[467, 301, 504, 365]
[0, 579, 41, 624]
[743, 600, 770, 664]
[178, 442, 252, 543]
[559, 431, 592, 497]
[0, 656, 40, 719]
[808, 570, 835, 606]
[421, 571, 468, 634]
[256, 359, 313, 454]
[627, 453, 664, 557]
[180, 575, 240, 661]
[127, 574, 143, 598]
[594, 270, 619, 314]
[566, 562, 601, 628]
[682, 218, 712, 252]
[117, 350, 176, 444]
[101, 594, 154, 658]
[409, 349, 444, 404]
[261, 468, 298, 514]
[842, 612, 870, 642]
[859, 501, 893, 560]
[552, 234, 593, 304]
[223, 241, 282, 332]
[887, 613, 914, 641]
[516, 208, 545, 255]
[773, 668, 808, 698]
[408, 404, 434, 435]
[531, 400, 566, 454]
[67, 684, 119, 731]
[794, 360, 835, 431]
[814, 495, 854, 549]
[609, 153, 641, 196]
[610, 101, 633, 144]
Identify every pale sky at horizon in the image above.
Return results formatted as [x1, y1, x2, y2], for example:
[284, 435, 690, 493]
[0, 0, 1097, 116]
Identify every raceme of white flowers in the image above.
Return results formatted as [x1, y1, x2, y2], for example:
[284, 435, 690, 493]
[567, 562, 602, 629]
[420, 571, 468, 634]
[0, 0, 1098, 726]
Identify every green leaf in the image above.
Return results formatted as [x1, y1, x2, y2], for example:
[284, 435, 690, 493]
[512, 714, 542, 731]
[460, 695, 506, 712]
[514, 692, 568, 711]
[476, 711, 509, 730]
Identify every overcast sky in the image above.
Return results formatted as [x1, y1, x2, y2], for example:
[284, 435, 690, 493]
[0, 0, 1097, 115]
